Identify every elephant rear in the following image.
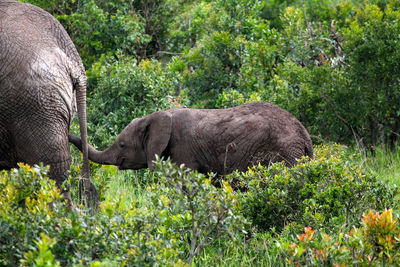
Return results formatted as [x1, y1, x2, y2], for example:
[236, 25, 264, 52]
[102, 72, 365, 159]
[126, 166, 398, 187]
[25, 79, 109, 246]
[254, 102, 313, 167]
[224, 102, 313, 169]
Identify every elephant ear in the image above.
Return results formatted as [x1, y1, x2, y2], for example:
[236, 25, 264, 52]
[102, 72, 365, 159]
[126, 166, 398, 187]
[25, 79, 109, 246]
[142, 111, 172, 170]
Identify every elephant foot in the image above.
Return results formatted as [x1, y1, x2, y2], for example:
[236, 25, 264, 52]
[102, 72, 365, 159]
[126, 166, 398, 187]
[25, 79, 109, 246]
[79, 178, 99, 212]
[63, 191, 78, 213]
[46, 190, 77, 214]
[0, 160, 13, 170]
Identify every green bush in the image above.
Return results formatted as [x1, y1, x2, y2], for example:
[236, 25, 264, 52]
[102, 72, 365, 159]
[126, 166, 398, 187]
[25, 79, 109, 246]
[166, 0, 276, 108]
[262, 0, 351, 29]
[179, 29, 278, 108]
[167, 1, 223, 52]
[152, 157, 248, 265]
[236, 144, 398, 233]
[0, 164, 64, 266]
[0, 163, 181, 266]
[267, 1, 400, 152]
[22, 233, 61, 267]
[341, 2, 400, 153]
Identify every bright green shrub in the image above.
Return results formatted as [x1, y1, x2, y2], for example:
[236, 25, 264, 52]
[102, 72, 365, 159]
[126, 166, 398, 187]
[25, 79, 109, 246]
[167, 2, 223, 52]
[341, 2, 400, 153]
[0, 164, 64, 266]
[180, 29, 278, 108]
[58, 0, 150, 67]
[262, 0, 351, 29]
[267, 1, 400, 152]
[167, 0, 276, 108]
[236, 144, 398, 233]
[22, 233, 61, 267]
[0, 159, 246, 266]
[0, 163, 182, 266]
[151, 157, 248, 265]
[181, 31, 245, 107]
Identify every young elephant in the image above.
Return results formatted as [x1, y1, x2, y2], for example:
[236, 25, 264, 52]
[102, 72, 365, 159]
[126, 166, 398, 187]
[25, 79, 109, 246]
[70, 102, 313, 175]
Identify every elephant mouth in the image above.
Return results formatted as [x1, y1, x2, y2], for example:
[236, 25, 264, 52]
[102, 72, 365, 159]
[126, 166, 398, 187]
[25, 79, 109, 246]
[117, 157, 145, 170]
[118, 157, 126, 169]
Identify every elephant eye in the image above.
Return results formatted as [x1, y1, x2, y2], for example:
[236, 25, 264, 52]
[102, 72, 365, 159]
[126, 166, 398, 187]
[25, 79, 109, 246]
[119, 142, 126, 149]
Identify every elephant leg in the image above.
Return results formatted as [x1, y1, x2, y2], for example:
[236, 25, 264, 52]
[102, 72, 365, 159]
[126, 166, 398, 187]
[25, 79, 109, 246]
[278, 143, 307, 167]
[13, 119, 75, 208]
[0, 127, 16, 170]
[49, 157, 74, 208]
[250, 150, 284, 167]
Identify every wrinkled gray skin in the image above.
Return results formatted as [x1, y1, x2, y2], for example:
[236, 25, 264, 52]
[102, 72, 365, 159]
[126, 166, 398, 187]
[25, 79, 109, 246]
[70, 102, 313, 175]
[0, 0, 95, 208]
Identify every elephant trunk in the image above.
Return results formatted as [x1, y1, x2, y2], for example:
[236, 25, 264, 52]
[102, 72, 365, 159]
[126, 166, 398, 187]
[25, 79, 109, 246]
[69, 135, 117, 165]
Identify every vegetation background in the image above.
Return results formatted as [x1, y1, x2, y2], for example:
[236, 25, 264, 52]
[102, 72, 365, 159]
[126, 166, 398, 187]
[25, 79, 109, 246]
[2, 0, 400, 265]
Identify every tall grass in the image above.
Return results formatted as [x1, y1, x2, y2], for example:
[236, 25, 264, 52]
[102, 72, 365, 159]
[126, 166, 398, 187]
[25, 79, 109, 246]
[195, 234, 284, 267]
[93, 167, 162, 209]
[355, 147, 400, 187]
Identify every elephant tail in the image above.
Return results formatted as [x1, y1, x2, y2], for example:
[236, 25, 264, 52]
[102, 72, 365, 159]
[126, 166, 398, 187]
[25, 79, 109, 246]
[73, 73, 89, 179]
[72, 69, 98, 209]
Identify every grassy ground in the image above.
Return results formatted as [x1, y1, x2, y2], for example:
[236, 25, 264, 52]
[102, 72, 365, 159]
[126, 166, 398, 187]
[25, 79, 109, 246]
[92, 167, 159, 209]
[103, 169, 153, 205]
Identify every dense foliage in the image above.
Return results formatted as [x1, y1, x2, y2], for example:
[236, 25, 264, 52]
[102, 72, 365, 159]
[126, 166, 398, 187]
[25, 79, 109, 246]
[237, 144, 398, 232]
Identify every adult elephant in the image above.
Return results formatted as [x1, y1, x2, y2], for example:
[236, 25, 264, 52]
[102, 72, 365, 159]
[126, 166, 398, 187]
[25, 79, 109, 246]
[69, 102, 314, 175]
[0, 0, 97, 208]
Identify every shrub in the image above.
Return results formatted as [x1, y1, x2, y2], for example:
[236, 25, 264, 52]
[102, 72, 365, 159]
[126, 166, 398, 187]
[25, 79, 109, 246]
[236, 144, 398, 233]
[167, 1, 223, 52]
[0, 159, 246, 266]
[268, 1, 400, 152]
[341, 2, 400, 153]
[22, 233, 61, 267]
[180, 29, 278, 108]
[0, 163, 184, 266]
[0, 164, 64, 266]
[151, 157, 248, 265]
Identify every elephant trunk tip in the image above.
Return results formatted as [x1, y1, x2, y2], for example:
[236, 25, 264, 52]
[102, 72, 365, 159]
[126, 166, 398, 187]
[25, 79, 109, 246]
[69, 134, 117, 166]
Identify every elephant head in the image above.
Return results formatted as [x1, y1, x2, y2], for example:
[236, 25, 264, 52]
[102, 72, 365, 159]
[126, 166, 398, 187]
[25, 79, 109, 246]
[70, 111, 172, 170]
